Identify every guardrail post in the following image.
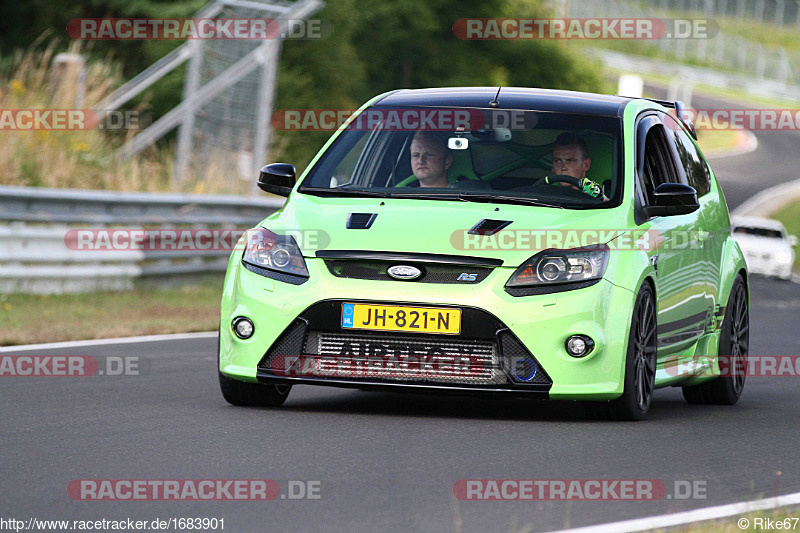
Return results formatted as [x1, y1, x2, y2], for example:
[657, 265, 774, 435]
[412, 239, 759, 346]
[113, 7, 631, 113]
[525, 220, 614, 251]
[776, 0, 786, 25]
[175, 39, 205, 186]
[251, 38, 281, 195]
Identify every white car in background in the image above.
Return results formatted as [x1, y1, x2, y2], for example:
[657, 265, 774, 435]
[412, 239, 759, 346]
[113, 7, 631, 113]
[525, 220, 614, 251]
[731, 216, 797, 280]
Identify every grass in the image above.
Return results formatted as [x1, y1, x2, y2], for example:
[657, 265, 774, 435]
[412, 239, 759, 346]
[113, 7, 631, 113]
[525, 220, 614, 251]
[695, 128, 746, 155]
[651, 506, 800, 532]
[0, 274, 224, 346]
[772, 203, 800, 269]
[704, 12, 800, 55]
[0, 40, 251, 194]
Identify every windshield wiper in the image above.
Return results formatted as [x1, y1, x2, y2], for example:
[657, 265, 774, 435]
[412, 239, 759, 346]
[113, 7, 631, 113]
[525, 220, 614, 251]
[300, 187, 577, 208]
[455, 193, 565, 208]
[387, 192, 467, 201]
[300, 187, 390, 198]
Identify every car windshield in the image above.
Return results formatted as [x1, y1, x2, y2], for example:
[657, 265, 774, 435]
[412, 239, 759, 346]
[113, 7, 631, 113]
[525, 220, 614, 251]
[733, 226, 784, 239]
[299, 107, 622, 209]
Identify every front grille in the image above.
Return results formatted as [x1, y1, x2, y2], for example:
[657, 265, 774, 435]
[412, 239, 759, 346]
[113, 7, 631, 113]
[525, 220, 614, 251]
[300, 331, 506, 384]
[324, 260, 491, 284]
[256, 300, 553, 391]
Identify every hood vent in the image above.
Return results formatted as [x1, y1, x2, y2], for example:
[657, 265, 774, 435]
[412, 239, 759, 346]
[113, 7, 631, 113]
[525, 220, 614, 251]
[346, 213, 378, 229]
[468, 219, 512, 236]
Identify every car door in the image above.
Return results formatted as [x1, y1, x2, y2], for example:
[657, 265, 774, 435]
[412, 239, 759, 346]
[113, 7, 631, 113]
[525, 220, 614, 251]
[662, 112, 723, 316]
[634, 114, 710, 354]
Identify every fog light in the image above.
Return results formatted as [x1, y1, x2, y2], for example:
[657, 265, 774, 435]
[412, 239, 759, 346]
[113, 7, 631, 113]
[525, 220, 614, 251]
[232, 317, 254, 339]
[566, 335, 594, 357]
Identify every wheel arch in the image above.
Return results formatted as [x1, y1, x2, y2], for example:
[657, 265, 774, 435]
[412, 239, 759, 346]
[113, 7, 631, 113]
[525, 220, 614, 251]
[717, 235, 748, 309]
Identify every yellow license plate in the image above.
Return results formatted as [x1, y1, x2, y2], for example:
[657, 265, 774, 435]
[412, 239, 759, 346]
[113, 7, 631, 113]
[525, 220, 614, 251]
[341, 303, 461, 335]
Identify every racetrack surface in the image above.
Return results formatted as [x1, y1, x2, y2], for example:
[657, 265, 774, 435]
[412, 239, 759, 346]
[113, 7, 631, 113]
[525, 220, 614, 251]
[2, 93, 799, 532]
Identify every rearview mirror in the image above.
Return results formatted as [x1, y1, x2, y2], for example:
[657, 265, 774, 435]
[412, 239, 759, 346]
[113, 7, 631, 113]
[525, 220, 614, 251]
[258, 163, 296, 197]
[642, 183, 699, 218]
[790, 235, 798, 247]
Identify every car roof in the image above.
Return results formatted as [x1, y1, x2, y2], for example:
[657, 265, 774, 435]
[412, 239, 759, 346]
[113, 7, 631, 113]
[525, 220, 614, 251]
[731, 215, 787, 231]
[373, 87, 636, 117]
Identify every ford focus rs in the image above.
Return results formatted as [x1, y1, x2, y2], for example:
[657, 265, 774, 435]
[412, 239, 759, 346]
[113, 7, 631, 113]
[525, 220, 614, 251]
[218, 87, 749, 420]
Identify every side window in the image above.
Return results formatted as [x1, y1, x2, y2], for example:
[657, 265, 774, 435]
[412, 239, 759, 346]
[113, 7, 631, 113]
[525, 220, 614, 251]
[331, 133, 369, 187]
[350, 130, 405, 187]
[641, 124, 679, 203]
[662, 114, 711, 196]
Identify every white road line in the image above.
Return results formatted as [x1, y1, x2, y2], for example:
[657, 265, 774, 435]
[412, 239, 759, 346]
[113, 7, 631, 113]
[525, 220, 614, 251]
[0, 331, 218, 352]
[546, 491, 800, 533]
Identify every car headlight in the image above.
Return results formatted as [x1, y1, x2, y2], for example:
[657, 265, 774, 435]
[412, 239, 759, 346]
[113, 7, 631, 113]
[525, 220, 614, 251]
[242, 227, 309, 278]
[775, 249, 794, 264]
[506, 245, 610, 288]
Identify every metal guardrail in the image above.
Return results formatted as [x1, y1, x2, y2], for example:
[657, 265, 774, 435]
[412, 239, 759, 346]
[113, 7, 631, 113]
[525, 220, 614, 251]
[0, 186, 284, 294]
[639, 0, 800, 29]
[564, 0, 798, 87]
[593, 49, 800, 103]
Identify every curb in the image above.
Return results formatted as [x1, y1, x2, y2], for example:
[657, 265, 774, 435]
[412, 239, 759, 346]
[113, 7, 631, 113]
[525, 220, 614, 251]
[733, 178, 800, 218]
[0, 331, 218, 352]
[703, 129, 759, 160]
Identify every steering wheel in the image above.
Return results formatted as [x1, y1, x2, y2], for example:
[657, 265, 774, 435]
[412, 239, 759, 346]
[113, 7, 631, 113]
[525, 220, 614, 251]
[527, 174, 605, 202]
[535, 174, 582, 188]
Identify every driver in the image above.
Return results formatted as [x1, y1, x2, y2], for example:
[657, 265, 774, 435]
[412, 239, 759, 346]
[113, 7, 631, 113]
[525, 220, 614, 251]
[410, 131, 452, 188]
[546, 133, 606, 200]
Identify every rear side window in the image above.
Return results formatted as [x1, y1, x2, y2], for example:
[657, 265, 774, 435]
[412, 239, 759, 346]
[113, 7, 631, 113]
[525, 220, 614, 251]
[662, 114, 711, 196]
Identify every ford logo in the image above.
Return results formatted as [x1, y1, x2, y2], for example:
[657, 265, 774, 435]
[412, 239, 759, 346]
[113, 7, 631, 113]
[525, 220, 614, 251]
[387, 265, 422, 280]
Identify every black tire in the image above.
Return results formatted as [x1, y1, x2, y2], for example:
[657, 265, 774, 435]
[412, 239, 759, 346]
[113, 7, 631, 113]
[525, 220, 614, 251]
[682, 274, 748, 405]
[217, 333, 291, 407]
[586, 283, 657, 421]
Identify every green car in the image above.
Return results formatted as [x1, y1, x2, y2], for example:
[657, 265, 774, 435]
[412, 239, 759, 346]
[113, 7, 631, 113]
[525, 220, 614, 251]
[218, 88, 749, 420]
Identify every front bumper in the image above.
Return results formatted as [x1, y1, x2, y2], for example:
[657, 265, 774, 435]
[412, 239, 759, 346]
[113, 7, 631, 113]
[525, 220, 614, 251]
[743, 255, 793, 279]
[220, 256, 636, 400]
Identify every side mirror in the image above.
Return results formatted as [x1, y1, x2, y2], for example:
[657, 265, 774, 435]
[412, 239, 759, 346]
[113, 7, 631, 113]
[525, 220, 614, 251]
[258, 163, 296, 197]
[642, 183, 699, 218]
[790, 235, 798, 247]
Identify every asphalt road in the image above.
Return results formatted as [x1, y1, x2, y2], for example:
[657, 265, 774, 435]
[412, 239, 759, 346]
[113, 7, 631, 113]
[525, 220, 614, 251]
[2, 94, 799, 532]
